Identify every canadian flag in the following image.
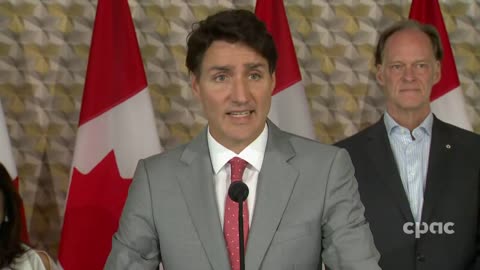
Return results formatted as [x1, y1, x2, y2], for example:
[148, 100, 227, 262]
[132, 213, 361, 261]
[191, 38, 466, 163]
[58, 0, 162, 269]
[255, 0, 316, 139]
[409, 0, 472, 130]
[0, 99, 29, 243]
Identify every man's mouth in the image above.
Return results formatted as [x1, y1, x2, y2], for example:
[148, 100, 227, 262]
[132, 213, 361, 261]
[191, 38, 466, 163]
[227, 110, 254, 117]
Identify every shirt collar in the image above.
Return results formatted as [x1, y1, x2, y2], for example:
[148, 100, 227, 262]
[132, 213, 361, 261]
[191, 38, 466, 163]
[384, 111, 433, 137]
[208, 124, 268, 174]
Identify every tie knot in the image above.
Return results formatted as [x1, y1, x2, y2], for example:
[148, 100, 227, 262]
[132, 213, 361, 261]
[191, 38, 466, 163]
[229, 157, 247, 181]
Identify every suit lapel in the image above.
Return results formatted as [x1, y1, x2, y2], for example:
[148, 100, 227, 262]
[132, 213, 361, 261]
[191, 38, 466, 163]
[177, 130, 230, 270]
[367, 119, 415, 222]
[245, 122, 298, 270]
[421, 117, 452, 222]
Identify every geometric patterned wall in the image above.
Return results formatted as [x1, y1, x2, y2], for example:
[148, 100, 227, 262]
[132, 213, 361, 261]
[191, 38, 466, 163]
[0, 0, 479, 258]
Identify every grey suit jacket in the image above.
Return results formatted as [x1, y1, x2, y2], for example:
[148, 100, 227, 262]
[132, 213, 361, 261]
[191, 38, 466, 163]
[105, 121, 380, 270]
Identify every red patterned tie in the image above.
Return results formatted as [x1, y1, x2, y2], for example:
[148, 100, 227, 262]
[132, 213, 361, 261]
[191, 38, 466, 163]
[224, 157, 249, 270]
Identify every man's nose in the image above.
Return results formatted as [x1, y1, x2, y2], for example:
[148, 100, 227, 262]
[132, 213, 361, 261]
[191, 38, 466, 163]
[402, 66, 416, 82]
[231, 78, 249, 102]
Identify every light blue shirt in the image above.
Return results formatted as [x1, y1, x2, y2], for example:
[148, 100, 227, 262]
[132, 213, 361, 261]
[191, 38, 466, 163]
[384, 112, 433, 222]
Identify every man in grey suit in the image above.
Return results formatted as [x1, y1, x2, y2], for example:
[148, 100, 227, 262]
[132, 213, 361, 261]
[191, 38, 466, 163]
[105, 9, 380, 270]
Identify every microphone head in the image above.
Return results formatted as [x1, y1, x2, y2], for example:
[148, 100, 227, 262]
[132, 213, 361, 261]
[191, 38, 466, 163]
[228, 181, 249, 203]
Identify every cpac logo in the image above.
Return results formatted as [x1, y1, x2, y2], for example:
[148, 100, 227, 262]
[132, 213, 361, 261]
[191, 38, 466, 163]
[403, 222, 455, 239]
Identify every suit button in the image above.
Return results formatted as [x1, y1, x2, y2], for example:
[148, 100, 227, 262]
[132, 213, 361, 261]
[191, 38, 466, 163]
[416, 253, 425, 262]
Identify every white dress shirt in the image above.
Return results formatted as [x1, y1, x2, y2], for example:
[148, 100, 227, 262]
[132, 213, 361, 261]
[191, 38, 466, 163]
[207, 124, 268, 228]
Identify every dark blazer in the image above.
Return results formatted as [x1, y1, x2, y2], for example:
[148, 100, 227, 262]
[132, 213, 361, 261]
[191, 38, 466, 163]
[336, 115, 480, 270]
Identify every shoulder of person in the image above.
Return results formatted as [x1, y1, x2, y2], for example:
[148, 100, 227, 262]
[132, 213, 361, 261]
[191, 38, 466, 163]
[34, 250, 55, 270]
[146, 137, 196, 161]
[25, 245, 56, 270]
[281, 131, 343, 158]
[335, 120, 381, 149]
[435, 117, 480, 147]
[442, 119, 480, 138]
[13, 245, 55, 270]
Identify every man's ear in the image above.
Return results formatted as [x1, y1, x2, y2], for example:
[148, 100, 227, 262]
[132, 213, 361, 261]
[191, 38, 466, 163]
[433, 61, 441, 84]
[376, 64, 385, 86]
[270, 71, 276, 93]
[190, 73, 200, 98]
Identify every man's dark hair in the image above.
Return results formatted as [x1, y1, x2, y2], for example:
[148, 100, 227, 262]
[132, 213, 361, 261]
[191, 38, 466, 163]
[186, 9, 277, 76]
[0, 163, 25, 267]
[375, 20, 443, 66]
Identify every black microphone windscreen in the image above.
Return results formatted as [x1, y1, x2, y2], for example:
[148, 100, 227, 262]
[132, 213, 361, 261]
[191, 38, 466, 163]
[228, 181, 249, 203]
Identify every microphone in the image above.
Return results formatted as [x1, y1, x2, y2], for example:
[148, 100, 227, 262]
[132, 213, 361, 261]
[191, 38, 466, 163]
[228, 181, 249, 270]
[228, 181, 249, 203]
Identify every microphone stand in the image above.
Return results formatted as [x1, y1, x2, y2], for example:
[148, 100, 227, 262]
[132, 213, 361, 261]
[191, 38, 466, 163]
[238, 200, 245, 270]
[228, 181, 249, 270]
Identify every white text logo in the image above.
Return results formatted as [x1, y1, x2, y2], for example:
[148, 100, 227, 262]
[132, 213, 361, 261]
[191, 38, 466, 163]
[403, 222, 455, 238]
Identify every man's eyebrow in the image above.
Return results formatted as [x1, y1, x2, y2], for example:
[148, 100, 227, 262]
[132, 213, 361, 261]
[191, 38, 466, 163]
[205, 63, 267, 72]
[207, 65, 232, 72]
[245, 63, 267, 69]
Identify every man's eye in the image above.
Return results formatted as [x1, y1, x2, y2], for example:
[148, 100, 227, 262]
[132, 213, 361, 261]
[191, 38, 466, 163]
[214, 74, 227, 82]
[249, 73, 262, 80]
